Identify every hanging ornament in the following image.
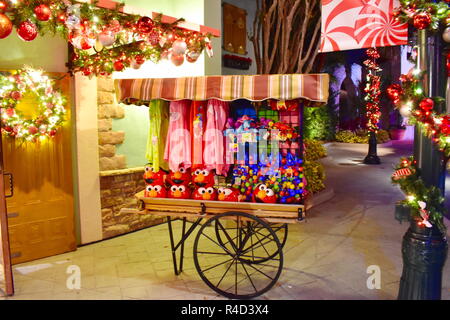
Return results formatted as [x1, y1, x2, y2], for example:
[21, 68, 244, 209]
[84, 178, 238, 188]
[386, 84, 403, 105]
[0, 1, 7, 14]
[131, 55, 145, 69]
[34, 4, 51, 22]
[66, 15, 81, 30]
[56, 12, 67, 24]
[0, 13, 12, 39]
[171, 53, 184, 66]
[443, 27, 450, 43]
[419, 98, 434, 112]
[147, 30, 160, 46]
[186, 50, 201, 63]
[137, 16, 154, 34]
[172, 39, 187, 55]
[413, 12, 432, 30]
[17, 21, 38, 41]
[98, 30, 116, 47]
[113, 60, 124, 72]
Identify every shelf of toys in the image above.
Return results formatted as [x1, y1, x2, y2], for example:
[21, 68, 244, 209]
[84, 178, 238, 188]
[115, 74, 329, 220]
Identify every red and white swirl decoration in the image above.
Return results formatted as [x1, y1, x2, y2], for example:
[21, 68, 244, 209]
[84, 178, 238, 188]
[320, 0, 408, 52]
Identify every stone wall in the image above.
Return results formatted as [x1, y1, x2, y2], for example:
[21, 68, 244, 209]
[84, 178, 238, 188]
[97, 77, 126, 171]
[100, 168, 165, 239]
[97, 77, 164, 240]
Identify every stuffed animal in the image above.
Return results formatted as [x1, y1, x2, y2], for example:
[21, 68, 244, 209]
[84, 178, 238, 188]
[217, 187, 240, 202]
[192, 168, 215, 188]
[192, 187, 217, 201]
[253, 184, 277, 203]
[144, 184, 167, 198]
[168, 184, 191, 199]
[143, 165, 165, 185]
[167, 166, 191, 186]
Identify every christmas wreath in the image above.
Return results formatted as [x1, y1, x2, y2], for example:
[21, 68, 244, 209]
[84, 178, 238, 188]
[0, 67, 66, 141]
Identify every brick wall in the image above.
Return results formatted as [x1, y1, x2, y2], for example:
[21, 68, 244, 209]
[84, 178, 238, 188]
[97, 77, 164, 240]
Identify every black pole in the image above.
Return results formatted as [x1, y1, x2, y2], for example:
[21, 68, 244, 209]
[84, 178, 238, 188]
[397, 29, 448, 300]
[363, 131, 381, 164]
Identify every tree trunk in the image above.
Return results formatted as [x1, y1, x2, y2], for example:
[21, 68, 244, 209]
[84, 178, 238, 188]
[250, 0, 321, 75]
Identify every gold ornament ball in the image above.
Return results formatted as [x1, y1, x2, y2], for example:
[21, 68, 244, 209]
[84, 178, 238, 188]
[0, 13, 12, 39]
[443, 27, 450, 43]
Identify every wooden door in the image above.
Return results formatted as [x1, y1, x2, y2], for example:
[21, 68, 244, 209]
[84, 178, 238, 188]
[2, 73, 76, 264]
[0, 134, 13, 295]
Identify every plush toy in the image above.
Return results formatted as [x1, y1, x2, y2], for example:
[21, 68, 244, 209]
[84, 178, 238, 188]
[253, 184, 277, 203]
[217, 187, 240, 202]
[144, 184, 167, 198]
[143, 165, 165, 185]
[192, 168, 215, 188]
[192, 187, 217, 201]
[167, 166, 191, 186]
[168, 184, 191, 199]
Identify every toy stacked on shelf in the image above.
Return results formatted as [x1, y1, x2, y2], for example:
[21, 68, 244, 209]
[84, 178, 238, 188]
[142, 99, 304, 204]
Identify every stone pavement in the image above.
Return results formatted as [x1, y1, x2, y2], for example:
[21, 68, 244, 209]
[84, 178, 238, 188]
[2, 141, 449, 300]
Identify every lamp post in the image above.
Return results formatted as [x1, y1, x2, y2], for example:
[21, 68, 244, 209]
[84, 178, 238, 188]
[397, 29, 448, 300]
[363, 48, 381, 165]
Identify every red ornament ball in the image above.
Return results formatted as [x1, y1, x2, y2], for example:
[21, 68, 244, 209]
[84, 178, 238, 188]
[440, 115, 450, 135]
[134, 55, 145, 65]
[113, 60, 125, 72]
[34, 4, 51, 22]
[82, 67, 92, 76]
[171, 53, 184, 67]
[10, 91, 22, 100]
[413, 12, 432, 30]
[17, 21, 38, 41]
[0, 1, 7, 14]
[419, 98, 434, 112]
[28, 126, 38, 135]
[137, 16, 154, 34]
[0, 12, 12, 39]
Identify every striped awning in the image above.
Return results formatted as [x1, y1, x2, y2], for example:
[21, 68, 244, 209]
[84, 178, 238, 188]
[115, 74, 329, 104]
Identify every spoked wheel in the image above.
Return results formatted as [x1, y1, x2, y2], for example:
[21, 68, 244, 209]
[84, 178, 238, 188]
[193, 212, 283, 299]
[215, 221, 287, 264]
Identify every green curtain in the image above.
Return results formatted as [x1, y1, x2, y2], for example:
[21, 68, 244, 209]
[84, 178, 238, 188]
[146, 99, 169, 171]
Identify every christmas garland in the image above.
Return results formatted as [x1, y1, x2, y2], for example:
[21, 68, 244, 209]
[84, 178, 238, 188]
[363, 48, 382, 133]
[386, 71, 450, 157]
[392, 156, 446, 232]
[0, 0, 213, 76]
[394, 0, 450, 30]
[0, 67, 66, 141]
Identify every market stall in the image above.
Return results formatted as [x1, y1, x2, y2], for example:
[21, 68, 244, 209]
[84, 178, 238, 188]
[116, 73, 329, 299]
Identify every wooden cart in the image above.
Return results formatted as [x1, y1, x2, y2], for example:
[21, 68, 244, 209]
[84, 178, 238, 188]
[136, 190, 304, 299]
[117, 73, 329, 299]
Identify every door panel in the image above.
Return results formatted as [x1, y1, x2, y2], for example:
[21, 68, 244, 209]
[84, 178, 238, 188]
[2, 73, 76, 265]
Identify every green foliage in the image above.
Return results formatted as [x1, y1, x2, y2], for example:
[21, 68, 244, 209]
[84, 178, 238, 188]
[392, 156, 446, 233]
[304, 139, 327, 161]
[304, 105, 336, 141]
[335, 129, 390, 144]
[304, 160, 325, 194]
[303, 139, 327, 194]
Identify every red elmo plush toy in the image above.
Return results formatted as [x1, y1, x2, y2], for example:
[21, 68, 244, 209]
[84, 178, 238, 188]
[167, 166, 191, 186]
[144, 184, 167, 198]
[253, 184, 277, 203]
[217, 187, 240, 202]
[168, 184, 191, 199]
[192, 168, 215, 188]
[143, 165, 165, 185]
[192, 187, 217, 201]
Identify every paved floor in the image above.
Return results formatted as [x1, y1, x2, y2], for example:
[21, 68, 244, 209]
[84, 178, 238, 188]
[3, 141, 449, 300]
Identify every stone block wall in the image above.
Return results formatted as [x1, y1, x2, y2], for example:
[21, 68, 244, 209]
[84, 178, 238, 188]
[97, 76, 127, 171]
[100, 169, 165, 239]
[97, 77, 164, 240]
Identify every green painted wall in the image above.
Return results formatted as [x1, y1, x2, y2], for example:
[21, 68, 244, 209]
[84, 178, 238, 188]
[112, 104, 150, 168]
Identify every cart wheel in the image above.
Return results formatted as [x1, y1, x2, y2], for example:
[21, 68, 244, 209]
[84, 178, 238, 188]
[215, 222, 287, 264]
[193, 212, 283, 299]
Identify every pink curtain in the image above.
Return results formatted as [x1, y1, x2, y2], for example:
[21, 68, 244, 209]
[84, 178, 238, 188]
[203, 99, 230, 175]
[164, 100, 191, 172]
